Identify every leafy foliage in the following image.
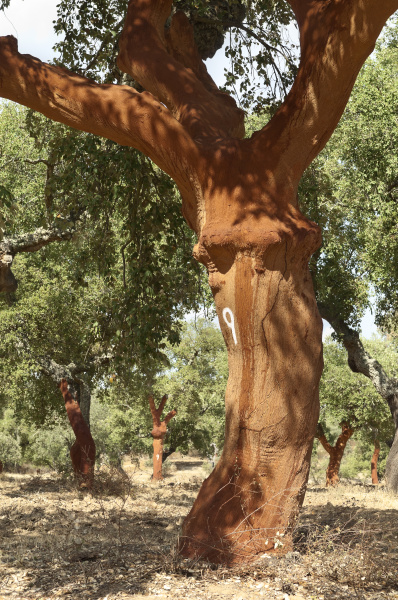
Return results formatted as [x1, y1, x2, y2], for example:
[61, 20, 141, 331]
[155, 319, 227, 455]
[52, 0, 297, 112]
[320, 337, 396, 442]
[97, 319, 227, 460]
[317, 337, 395, 472]
[300, 23, 398, 331]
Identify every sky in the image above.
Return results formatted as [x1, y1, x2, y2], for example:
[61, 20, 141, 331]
[0, 0, 58, 61]
[0, 1, 379, 339]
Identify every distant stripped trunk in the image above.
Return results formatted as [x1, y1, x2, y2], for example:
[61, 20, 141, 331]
[371, 439, 380, 485]
[59, 379, 95, 487]
[316, 422, 354, 486]
[149, 395, 176, 481]
[317, 305, 398, 493]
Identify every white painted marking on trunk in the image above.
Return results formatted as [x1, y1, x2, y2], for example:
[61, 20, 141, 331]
[222, 308, 237, 345]
[156, 454, 160, 461]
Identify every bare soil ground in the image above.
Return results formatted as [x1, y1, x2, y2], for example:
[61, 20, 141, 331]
[1, 457, 398, 600]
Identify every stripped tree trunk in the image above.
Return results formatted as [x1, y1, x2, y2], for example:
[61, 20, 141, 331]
[371, 439, 380, 485]
[316, 422, 354, 487]
[182, 236, 323, 561]
[36, 356, 111, 484]
[59, 379, 96, 487]
[149, 395, 176, 481]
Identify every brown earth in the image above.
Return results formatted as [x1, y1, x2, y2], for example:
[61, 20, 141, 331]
[0, 457, 398, 600]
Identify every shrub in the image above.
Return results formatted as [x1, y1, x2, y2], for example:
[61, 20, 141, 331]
[25, 426, 74, 473]
[0, 432, 22, 469]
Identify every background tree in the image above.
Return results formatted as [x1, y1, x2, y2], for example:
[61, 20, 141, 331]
[315, 421, 355, 487]
[95, 319, 228, 465]
[154, 319, 227, 458]
[0, 103, 207, 478]
[148, 394, 176, 480]
[313, 337, 396, 485]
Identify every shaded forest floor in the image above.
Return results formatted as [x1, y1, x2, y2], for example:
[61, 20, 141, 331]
[1, 458, 398, 600]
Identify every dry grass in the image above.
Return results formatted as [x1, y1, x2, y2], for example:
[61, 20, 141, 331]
[0, 463, 398, 600]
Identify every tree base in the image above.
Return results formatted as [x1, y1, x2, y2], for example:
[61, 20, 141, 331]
[179, 445, 310, 565]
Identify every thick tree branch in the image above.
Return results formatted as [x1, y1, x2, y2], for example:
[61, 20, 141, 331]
[2, 225, 75, 255]
[157, 394, 169, 417]
[164, 409, 177, 426]
[0, 36, 200, 201]
[149, 395, 161, 426]
[149, 394, 170, 427]
[38, 354, 112, 383]
[251, 0, 398, 185]
[175, 0, 246, 60]
[117, 0, 244, 140]
[38, 357, 83, 386]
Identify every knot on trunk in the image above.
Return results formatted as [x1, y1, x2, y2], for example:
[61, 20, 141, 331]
[194, 216, 321, 280]
[151, 422, 168, 440]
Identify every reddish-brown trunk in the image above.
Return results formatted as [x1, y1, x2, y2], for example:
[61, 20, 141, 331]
[316, 423, 354, 487]
[59, 379, 95, 487]
[152, 437, 164, 481]
[149, 395, 176, 481]
[179, 213, 323, 563]
[371, 439, 380, 485]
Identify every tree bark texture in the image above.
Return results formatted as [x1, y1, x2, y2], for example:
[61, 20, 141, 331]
[315, 422, 354, 487]
[0, 0, 396, 562]
[318, 304, 398, 493]
[181, 233, 323, 562]
[59, 379, 96, 487]
[149, 395, 176, 481]
[371, 439, 380, 485]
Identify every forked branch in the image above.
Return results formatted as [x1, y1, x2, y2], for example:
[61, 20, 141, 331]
[0, 223, 75, 293]
[117, 0, 244, 140]
[149, 394, 170, 427]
